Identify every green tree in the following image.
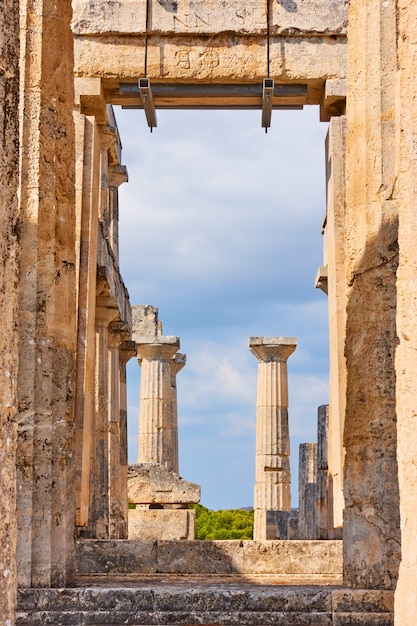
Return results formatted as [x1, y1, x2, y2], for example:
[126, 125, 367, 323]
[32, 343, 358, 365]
[191, 504, 254, 540]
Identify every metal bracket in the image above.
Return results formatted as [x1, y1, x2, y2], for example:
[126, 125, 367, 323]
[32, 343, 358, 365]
[262, 78, 274, 132]
[139, 78, 157, 131]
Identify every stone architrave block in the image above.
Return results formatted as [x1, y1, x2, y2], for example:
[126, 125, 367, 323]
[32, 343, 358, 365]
[128, 463, 200, 505]
[72, 0, 347, 37]
[131, 304, 159, 340]
[128, 509, 195, 541]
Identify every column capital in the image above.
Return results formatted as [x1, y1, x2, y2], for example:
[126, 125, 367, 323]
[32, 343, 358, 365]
[119, 340, 137, 365]
[109, 164, 128, 187]
[249, 337, 297, 362]
[170, 353, 186, 376]
[95, 298, 119, 326]
[136, 335, 180, 361]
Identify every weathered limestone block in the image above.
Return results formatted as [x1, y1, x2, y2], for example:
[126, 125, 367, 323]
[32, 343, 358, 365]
[344, 0, 400, 590]
[0, 0, 20, 618]
[243, 540, 342, 577]
[132, 304, 159, 340]
[16, 0, 77, 588]
[76, 539, 158, 575]
[128, 463, 200, 505]
[298, 443, 317, 540]
[394, 2, 417, 623]
[128, 509, 195, 541]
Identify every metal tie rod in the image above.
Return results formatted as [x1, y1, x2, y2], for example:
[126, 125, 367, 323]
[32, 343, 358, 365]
[120, 82, 307, 99]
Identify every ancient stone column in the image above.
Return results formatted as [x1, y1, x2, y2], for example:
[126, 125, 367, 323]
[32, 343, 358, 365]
[344, 0, 400, 590]
[170, 353, 186, 474]
[16, 0, 77, 588]
[315, 405, 330, 540]
[90, 298, 119, 538]
[298, 443, 317, 540]
[0, 0, 19, 615]
[395, 3, 417, 622]
[74, 108, 102, 530]
[249, 337, 297, 541]
[137, 337, 180, 469]
[108, 322, 131, 539]
[324, 115, 347, 538]
[108, 164, 128, 266]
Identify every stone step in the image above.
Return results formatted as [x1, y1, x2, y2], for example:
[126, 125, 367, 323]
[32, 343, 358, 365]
[16, 579, 394, 626]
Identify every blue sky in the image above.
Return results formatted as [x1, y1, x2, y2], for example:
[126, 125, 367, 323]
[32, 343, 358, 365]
[116, 106, 329, 510]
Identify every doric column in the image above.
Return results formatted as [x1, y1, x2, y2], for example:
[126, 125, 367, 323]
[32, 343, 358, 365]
[395, 2, 417, 621]
[16, 0, 77, 588]
[249, 337, 297, 540]
[324, 114, 347, 537]
[108, 164, 128, 266]
[136, 336, 180, 469]
[108, 322, 131, 539]
[74, 107, 102, 530]
[344, 0, 400, 590]
[0, 0, 19, 614]
[298, 442, 317, 540]
[170, 353, 186, 474]
[90, 298, 119, 538]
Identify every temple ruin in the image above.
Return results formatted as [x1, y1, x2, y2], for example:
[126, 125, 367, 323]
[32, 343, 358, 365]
[1, 0, 417, 623]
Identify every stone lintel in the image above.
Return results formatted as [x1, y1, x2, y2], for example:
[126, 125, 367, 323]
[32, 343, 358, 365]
[128, 463, 200, 505]
[249, 337, 297, 362]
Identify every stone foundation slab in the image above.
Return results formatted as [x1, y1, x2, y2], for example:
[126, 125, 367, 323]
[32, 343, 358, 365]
[76, 539, 342, 578]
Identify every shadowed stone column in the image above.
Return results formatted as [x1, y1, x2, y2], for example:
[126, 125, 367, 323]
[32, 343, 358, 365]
[316, 405, 330, 539]
[298, 442, 317, 540]
[91, 298, 119, 538]
[395, 2, 417, 621]
[344, 0, 400, 590]
[0, 0, 19, 614]
[250, 337, 297, 541]
[170, 353, 186, 474]
[108, 322, 131, 539]
[137, 336, 180, 469]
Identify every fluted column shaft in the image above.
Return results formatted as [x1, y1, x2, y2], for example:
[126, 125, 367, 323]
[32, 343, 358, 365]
[169, 353, 186, 474]
[250, 337, 296, 540]
[137, 337, 180, 469]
